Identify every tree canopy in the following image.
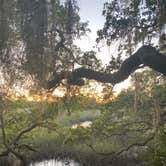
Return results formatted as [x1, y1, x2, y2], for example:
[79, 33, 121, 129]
[0, 0, 89, 90]
[0, 1, 166, 165]
[0, 0, 165, 91]
[48, 0, 166, 89]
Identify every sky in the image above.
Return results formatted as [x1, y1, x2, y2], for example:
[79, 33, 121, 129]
[75, 0, 111, 64]
[75, 0, 131, 93]
[78, 0, 107, 32]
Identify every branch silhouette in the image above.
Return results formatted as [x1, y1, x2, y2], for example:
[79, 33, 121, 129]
[48, 45, 166, 89]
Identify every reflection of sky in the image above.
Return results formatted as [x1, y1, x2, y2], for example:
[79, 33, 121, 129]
[30, 159, 79, 166]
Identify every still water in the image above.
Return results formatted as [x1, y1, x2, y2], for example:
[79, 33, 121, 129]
[30, 121, 91, 166]
[30, 159, 80, 166]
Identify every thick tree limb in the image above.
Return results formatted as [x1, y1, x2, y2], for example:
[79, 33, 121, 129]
[0, 112, 26, 163]
[12, 123, 39, 145]
[86, 134, 155, 156]
[47, 45, 166, 89]
[116, 134, 155, 156]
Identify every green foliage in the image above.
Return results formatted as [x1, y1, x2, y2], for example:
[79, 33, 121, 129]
[106, 89, 134, 110]
[145, 127, 166, 166]
[64, 127, 90, 144]
[97, 0, 159, 46]
[96, 0, 166, 71]
[0, 0, 90, 88]
[0, 72, 165, 166]
[79, 51, 102, 70]
[0, 100, 59, 155]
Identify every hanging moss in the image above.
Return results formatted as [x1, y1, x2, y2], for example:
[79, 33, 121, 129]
[0, 0, 89, 88]
[18, 0, 48, 55]
[0, 0, 9, 55]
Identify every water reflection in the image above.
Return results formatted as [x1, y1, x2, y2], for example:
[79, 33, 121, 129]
[72, 121, 92, 128]
[30, 159, 80, 166]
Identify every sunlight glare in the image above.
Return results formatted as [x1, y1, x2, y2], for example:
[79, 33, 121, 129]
[53, 88, 65, 98]
[113, 77, 131, 95]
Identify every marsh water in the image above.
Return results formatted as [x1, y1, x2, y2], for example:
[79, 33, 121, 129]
[30, 121, 91, 166]
[30, 159, 80, 166]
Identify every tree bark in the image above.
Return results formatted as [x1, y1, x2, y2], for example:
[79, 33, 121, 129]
[0, 111, 28, 166]
[47, 45, 166, 89]
[134, 76, 139, 113]
[158, 0, 166, 53]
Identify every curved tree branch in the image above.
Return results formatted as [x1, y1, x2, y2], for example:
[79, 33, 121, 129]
[0, 112, 27, 164]
[12, 123, 39, 146]
[86, 134, 155, 157]
[47, 45, 166, 89]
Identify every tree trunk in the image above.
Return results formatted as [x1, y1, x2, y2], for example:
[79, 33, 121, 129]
[134, 77, 139, 112]
[158, 0, 166, 53]
[153, 98, 161, 129]
[0, 102, 28, 166]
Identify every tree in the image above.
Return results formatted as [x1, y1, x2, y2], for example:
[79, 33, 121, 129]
[0, 0, 89, 92]
[97, 0, 166, 52]
[0, 100, 59, 165]
[0, 0, 165, 91]
[48, 45, 166, 89]
[47, 0, 166, 89]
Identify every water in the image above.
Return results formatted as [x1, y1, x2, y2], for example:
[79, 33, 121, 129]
[30, 121, 91, 166]
[72, 121, 92, 128]
[30, 159, 80, 166]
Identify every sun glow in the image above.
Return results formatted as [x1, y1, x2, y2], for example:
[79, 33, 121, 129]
[53, 88, 65, 98]
[113, 77, 131, 95]
[5, 78, 131, 103]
